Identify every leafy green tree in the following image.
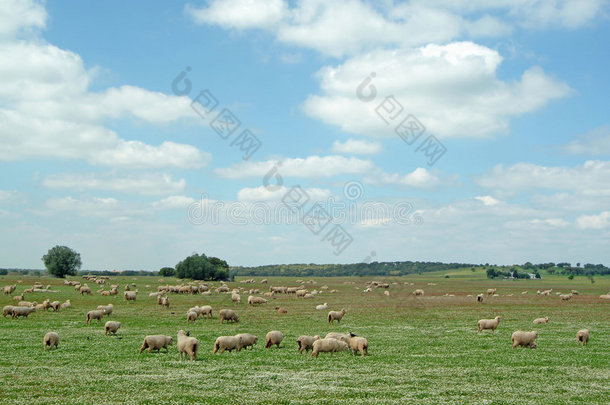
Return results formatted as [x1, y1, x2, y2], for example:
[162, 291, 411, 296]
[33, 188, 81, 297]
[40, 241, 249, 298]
[42, 245, 82, 278]
[175, 253, 229, 281]
[159, 267, 176, 277]
[0, 269, 7, 275]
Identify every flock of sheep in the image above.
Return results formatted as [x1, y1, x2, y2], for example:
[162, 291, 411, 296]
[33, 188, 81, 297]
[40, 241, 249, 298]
[3, 276, 606, 359]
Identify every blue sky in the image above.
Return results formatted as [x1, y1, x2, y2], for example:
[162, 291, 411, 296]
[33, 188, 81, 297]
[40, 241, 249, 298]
[1, 0, 609, 270]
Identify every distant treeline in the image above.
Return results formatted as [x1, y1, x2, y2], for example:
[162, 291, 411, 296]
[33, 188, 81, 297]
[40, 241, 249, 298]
[231, 261, 475, 277]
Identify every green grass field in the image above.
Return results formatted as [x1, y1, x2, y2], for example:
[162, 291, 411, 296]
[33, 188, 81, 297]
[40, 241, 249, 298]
[1, 270, 609, 404]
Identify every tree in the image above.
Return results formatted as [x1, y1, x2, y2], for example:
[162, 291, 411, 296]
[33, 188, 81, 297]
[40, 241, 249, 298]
[486, 268, 497, 279]
[0, 269, 7, 275]
[159, 267, 176, 277]
[175, 253, 229, 281]
[42, 245, 82, 278]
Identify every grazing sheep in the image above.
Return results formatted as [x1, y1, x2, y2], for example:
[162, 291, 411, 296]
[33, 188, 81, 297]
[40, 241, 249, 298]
[533, 317, 549, 324]
[86, 310, 104, 325]
[477, 294, 484, 303]
[347, 336, 369, 356]
[248, 295, 268, 305]
[577, 329, 589, 346]
[2, 305, 14, 318]
[187, 311, 198, 322]
[11, 306, 36, 319]
[316, 303, 328, 310]
[560, 294, 572, 301]
[3, 285, 16, 295]
[265, 331, 284, 348]
[219, 309, 239, 324]
[18, 301, 35, 307]
[200, 305, 212, 319]
[261, 279, 268, 284]
[213, 335, 243, 354]
[310, 338, 349, 358]
[325, 332, 353, 343]
[139, 335, 173, 353]
[297, 335, 320, 354]
[80, 286, 92, 295]
[413, 289, 425, 296]
[511, 331, 538, 348]
[477, 316, 501, 333]
[235, 333, 258, 351]
[328, 309, 347, 324]
[275, 306, 287, 314]
[50, 301, 60, 312]
[97, 304, 114, 316]
[124, 291, 137, 302]
[43, 332, 59, 351]
[105, 321, 121, 335]
[101, 291, 110, 296]
[296, 289, 307, 298]
[177, 330, 199, 361]
[13, 295, 24, 301]
[231, 292, 241, 304]
[487, 288, 496, 296]
[60, 300, 71, 309]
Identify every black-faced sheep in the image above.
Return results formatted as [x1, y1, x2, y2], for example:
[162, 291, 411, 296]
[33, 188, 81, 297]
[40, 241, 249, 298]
[43, 332, 59, 350]
[328, 309, 346, 324]
[511, 330, 538, 348]
[265, 331, 284, 348]
[139, 335, 173, 353]
[177, 330, 199, 361]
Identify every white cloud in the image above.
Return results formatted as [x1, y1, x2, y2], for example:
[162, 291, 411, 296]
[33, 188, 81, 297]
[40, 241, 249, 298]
[186, 0, 287, 30]
[237, 185, 331, 201]
[530, 218, 569, 228]
[332, 138, 382, 155]
[215, 155, 375, 178]
[42, 173, 186, 196]
[576, 211, 610, 229]
[476, 160, 610, 195]
[559, 126, 610, 156]
[364, 167, 439, 188]
[152, 195, 197, 210]
[303, 42, 571, 138]
[0, 0, 46, 39]
[475, 195, 500, 206]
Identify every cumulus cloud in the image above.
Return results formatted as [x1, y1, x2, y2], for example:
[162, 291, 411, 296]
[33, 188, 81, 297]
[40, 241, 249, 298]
[0, 0, 47, 39]
[576, 211, 610, 229]
[331, 138, 382, 155]
[364, 167, 439, 188]
[186, 0, 287, 30]
[303, 42, 571, 138]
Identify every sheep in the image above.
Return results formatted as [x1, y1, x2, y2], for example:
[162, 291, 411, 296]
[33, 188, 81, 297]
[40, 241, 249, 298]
[571, 290, 579, 295]
[316, 303, 328, 310]
[101, 291, 110, 296]
[261, 279, 268, 284]
[328, 309, 347, 324]
[600, 294, 610, 300]
[86, 310, 104, 325]
[97, 304, 114, 316]
[235, 333, 258, 350]
[13, 294, 24, 301]
[124, 291, 137, 302]
[477, 294, 484, 303]
[200, 305, 213, 319]
[18, 301, 35, 307]
[347, 336, 369, 356]
[297, 335, 320, 354]
[560, 294, 572, 301]
[533, 317, 549, 324]
[487, 288, 496, 296]
[80, 286, 92, 295]
[248, 295, 267, 305]
[325, 332, 354, 343]
[310, 338, 349, 358]
[2, 305, 14, 317]
[48, 301, 60, 312]
[3, 285, 16, 295]
[60, 300, 71, 309]
[177, 330, 199, 361]
[139, 335, 173, 353]
[265, 331, 284, 348]
[296, 289, 308, 298]
[35, 300, 50, 311]
[231, 292, 241, 304]
[105, 321, 121, 335]
[384, 291, 390, 297]
[413, 289, 425, 296]
[187, 311, 198, 322]
[161, 296, 170, 308]
[43, 332, 59, 351]
[213, 335, 243, 354]
[219, 309, 239, 324]
[511, 330, 538, 348]
[477, 316, 501, 333]
[11, 306, 36, 319]
[109, 287, 118, 296]
[576, 329, 589, 346]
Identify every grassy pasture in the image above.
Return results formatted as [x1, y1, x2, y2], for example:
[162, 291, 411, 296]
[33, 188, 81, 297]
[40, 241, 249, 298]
[1, 270, 609, 404]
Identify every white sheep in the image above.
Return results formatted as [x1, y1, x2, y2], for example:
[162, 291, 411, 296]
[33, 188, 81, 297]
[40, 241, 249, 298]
[200, 305, 213, 318]
[325, 332, 353, 343]
[177, 330, 199, 361]
[297, 335, 320, 354]
[105, 321, 121, 335]
[124, 291, 137, 302]
[97, 304, 114, 316]
[3, 305, 14, 317]
[139, 335, 173, 353]
[413, 289, 425, 296]
[511, 330, 538, 348]
[43, 332, 59, 350]
[186, 311, 198, 322]
[235, 333, 258, 350]
[60, 300, 71, 309]
[219, 309, 239, 324]
[310, 338, 349, 358]
[316, 303, 328, 310]
[347, 336, 368, 356]
[86, 310, 104, 325]
[328, 309, 347, 324]
[577, 329, 589, 346]
[477, 316, 501, 333]
[248, 295, 267, 305]
[12, 306, 36, 319]
[213, 335, 243, 354]
[265, 331, 284, 348]
[533, 317, 549, 324]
